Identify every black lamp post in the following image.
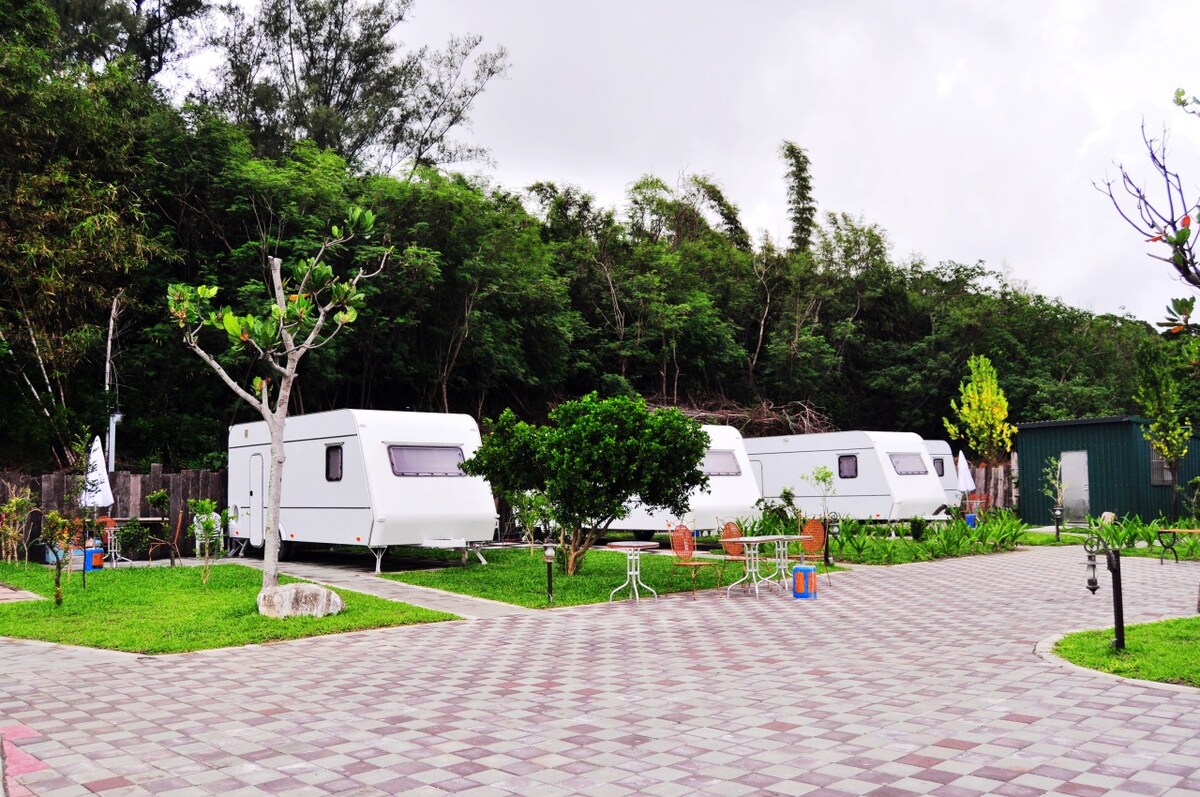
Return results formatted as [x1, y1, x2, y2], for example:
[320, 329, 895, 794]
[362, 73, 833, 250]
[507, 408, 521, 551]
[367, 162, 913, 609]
[1051, 505, 1064, 542]
[824, 512, 840, 566]
[1084, 534, 1125, 650]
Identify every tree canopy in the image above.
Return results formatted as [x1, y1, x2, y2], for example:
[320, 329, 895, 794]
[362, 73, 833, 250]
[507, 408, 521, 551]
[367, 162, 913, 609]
[462, 393, 709, 575]
[0, 0, 1178, 473]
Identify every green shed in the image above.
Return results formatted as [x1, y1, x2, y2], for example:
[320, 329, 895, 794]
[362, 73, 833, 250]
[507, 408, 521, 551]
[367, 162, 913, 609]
[1017, 416, 1200, 525]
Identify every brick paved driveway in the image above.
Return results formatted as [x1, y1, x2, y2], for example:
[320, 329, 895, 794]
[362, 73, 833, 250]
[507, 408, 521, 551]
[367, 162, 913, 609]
[2, 546, 1199, 797]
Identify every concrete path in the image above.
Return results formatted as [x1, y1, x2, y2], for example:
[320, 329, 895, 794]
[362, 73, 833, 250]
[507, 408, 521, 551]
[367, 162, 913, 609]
[240, 558, 537, 620]
[2, 546, 1200, 796]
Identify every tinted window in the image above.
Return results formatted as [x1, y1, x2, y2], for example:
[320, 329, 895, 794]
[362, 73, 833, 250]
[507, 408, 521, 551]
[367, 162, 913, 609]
[889, 452, 928, 475]
[325, 445, 343, 482]
[838, 455, 858, 479]
[701, 450, 741, 476]
[388, 445, 465, 476]
[933, 457, 944, 478]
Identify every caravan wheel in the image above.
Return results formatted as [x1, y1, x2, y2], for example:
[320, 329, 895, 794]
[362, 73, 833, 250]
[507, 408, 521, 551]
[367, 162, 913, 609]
[278, 539, 294, 561]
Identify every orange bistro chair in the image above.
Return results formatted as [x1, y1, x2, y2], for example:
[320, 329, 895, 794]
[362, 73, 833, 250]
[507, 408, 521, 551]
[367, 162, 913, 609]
[792, 517, 832, 587]
[718, 520, 749, 590]
[670, 523, 720, 597]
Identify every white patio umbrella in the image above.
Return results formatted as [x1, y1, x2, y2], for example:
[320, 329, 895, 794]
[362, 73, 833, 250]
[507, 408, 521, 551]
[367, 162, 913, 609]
[81, 436, 114, 509]
[957, 450, 977, 495]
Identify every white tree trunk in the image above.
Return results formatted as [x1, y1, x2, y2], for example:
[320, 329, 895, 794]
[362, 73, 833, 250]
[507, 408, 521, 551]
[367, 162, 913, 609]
[261, 416, 286, 591]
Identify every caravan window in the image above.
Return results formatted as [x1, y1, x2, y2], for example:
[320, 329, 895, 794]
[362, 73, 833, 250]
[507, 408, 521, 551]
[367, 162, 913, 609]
[889, 452, 928, 475]
[701, 450, 741, 476]
[388, 445, 465, 477]
[933, 457, 945, 478]
[325, 445, 343, 482]
[838, 455, 858, 479]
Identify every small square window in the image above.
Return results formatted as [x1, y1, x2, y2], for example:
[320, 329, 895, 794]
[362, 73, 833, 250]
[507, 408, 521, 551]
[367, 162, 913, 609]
[1150, 450, 1173, 486]
[838, 455, 858, 479]
[933, 457, 944, 478]
[326, 445, 343, 482]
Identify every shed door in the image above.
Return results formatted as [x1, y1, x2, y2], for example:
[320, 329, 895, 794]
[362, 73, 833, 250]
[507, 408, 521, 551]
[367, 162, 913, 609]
[249, 453, 265, 546]
[1061, 450, 1089, 522]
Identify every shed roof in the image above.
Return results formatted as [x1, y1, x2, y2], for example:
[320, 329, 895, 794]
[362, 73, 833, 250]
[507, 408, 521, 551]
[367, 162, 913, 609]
[1015, 415, 1149, 431]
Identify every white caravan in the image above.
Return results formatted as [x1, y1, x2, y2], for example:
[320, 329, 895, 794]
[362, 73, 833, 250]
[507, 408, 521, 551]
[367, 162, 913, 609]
[744, 431, 949, 520]
[608, 425, 762, 538]
[227, 409, 497, 571]
[923, 439, 962, 508]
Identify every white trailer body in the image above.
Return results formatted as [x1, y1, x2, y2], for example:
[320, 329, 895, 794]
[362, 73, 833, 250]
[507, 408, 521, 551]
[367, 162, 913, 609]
[923, 439, 962, 508]
[744, 431, 948, 520]
[227, 410, 496, 558]
[608, 425, 762, 532]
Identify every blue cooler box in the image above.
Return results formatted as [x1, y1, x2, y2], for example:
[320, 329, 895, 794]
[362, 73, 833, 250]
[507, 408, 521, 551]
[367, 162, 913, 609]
[792, 565, 817, 599]
[83, 548, 105, 571]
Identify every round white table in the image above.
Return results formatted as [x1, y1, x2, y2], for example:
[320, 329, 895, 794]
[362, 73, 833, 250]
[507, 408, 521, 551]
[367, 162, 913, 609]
[606, 540, 659, 602]
[722, 534, 813, 596]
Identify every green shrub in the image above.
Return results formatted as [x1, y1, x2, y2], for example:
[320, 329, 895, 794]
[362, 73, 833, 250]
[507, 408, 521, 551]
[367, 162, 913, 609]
[909, 516, 928, 542]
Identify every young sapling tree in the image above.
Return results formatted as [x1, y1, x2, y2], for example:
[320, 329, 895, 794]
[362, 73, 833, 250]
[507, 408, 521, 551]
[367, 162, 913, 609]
[168, 207, 389, 606]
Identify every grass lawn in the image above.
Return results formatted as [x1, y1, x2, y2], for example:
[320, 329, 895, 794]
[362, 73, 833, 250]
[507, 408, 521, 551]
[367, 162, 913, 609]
[1019, 530, 1089, 546]
[1055, 616, 1200, 688]
[0, 562, 456, 654]
[383, 546, 835, 608]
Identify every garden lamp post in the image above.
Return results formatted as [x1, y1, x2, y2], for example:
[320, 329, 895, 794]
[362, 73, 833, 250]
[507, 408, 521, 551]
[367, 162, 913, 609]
[1084, 534, 1125, 650]
[1051, 505, 1064, 542]
[824, 512, 840, 566]
[542, 537, 556, 606]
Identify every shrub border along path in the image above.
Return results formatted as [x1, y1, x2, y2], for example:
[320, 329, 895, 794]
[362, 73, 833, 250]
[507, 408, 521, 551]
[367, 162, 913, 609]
[3, 546, 1200, 797]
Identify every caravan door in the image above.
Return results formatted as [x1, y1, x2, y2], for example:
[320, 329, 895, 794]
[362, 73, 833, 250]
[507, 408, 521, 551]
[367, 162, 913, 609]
[249, 453, 265, 546]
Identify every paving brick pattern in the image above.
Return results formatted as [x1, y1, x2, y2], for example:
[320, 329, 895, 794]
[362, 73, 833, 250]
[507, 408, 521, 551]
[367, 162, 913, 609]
[2, 546, 1199, 796]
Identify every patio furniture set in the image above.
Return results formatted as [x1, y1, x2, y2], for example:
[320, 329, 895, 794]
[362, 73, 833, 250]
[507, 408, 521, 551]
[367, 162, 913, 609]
[606, 520, 830, 602]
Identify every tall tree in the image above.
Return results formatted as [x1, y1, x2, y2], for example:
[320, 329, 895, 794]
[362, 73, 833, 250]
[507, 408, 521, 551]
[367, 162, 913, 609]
[781, 140, 816, 254]
[0, 0, 167, 465]
[211, 0, 507, 169]
[48, 0, 208, 82]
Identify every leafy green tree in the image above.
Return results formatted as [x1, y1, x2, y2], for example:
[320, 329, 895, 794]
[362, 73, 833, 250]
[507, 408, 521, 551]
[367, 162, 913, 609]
[47, 0, 208, 82]
[349, 170, 579, 415]
[167, 207, 387, 599]
[463, 393, 709, 575]
[211, 0, 507, 168]
[1135, 355, 1191, 519]
[0, 0, 167, 465]
[943, 354, 1017, 465]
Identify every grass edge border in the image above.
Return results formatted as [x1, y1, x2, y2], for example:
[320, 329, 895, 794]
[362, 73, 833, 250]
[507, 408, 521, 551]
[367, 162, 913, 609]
[1032, 628, 1200, 694]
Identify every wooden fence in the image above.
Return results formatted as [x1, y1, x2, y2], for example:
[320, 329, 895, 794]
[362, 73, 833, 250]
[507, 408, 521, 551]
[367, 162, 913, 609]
[1, 466, 227, 550]
[38, 464, 226, 532]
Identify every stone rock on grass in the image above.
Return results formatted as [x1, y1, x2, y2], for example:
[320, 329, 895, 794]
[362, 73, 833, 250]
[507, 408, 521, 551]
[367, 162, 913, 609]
[257, 584, 345, 618]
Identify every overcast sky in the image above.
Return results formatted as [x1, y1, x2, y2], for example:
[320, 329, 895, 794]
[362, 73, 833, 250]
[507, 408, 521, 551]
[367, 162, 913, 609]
[395, 0, 1200, 324]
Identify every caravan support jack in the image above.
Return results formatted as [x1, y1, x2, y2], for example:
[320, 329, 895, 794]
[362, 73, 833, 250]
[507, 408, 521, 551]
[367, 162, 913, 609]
[370, 546, 387, 574]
